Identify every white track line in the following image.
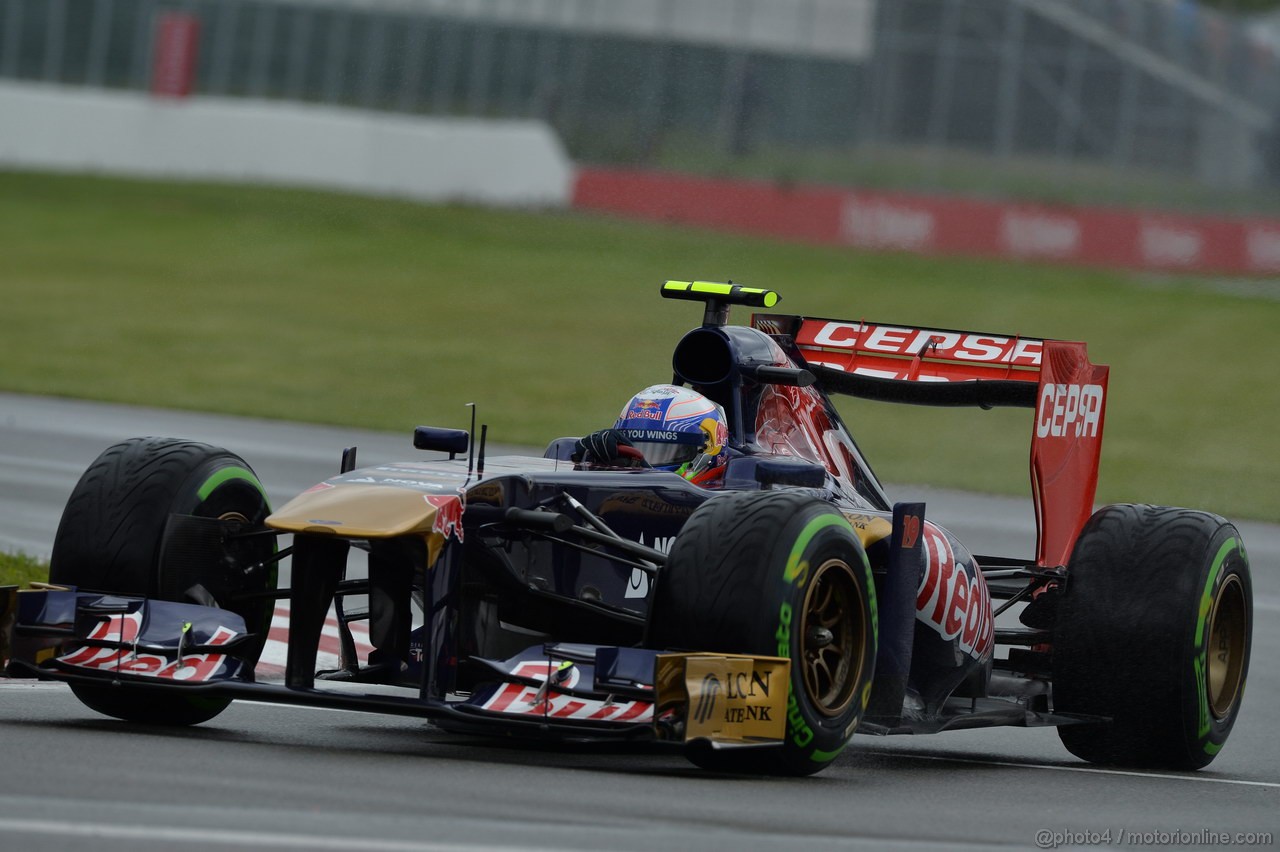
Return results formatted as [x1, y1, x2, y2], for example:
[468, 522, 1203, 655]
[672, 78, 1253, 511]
[868, 750, 1280, 788]
[0, 819, 552, 852]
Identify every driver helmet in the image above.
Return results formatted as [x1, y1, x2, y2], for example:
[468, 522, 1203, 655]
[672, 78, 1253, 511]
[613, 385, 729, 482]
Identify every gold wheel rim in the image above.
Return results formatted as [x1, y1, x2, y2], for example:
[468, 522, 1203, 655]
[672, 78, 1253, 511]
[1207, 573, 1247, 720]
[800, 558, 866, 718]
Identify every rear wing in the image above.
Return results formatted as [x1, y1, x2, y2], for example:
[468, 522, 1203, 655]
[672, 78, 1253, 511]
[753, 314, 1109, 568]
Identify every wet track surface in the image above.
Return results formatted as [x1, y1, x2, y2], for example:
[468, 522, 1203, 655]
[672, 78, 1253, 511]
[2, 392, 1276, 850]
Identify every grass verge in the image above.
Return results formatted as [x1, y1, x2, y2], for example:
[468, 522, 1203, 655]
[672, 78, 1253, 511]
[0, 552, 49, 587]
[2, 170, 1277, 521]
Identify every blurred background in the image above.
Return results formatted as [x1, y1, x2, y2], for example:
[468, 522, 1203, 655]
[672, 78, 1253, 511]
[3, 0, 1279, 214]
[2, 0, 1278, 521]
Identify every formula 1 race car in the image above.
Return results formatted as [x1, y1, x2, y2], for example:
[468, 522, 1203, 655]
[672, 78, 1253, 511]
[1, 282, 1252, 775]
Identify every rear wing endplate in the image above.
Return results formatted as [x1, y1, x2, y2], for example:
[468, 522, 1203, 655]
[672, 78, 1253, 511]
[753, 314, 1109, 568]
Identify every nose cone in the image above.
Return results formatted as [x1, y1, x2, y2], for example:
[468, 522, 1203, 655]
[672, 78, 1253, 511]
[268, 482, 443, 538]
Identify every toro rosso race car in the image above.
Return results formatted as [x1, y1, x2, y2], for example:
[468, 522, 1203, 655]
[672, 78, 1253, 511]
[1, 282, 1252, 775]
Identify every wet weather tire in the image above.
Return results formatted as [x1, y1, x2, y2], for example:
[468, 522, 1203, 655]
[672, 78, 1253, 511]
[649, 491, 877, 776]
[49, 437, 276, 725]
[1052, 504, 1251, 769]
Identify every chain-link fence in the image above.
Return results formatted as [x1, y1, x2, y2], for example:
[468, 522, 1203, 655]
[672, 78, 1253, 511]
[2, 0, 1277, 213]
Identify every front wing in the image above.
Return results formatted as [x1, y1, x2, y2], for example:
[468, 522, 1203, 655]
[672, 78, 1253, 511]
[5, 587, 789, 748]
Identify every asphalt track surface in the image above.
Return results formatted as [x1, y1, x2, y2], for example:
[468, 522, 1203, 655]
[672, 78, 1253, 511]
[1, 392, 1277, 851]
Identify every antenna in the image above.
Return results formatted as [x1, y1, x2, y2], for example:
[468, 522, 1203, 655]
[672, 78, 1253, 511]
[478, 424, 488, 479]
[466, 403, 476, 476]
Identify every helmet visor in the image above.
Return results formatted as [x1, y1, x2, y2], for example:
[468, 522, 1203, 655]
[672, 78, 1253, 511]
[631, 441, 699, 467]
[617, 429, 705, 469]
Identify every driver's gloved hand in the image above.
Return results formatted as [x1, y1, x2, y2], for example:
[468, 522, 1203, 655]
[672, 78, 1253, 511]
[571, 429, 633, 464]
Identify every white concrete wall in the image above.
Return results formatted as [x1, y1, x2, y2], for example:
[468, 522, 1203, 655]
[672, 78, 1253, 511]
[0, 82, 573, 207]
[286, 0, 878, 60]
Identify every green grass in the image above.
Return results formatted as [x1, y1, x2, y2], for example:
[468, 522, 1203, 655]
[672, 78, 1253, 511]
[0, 552, 49, 587]
[2, 170, 1278, 522]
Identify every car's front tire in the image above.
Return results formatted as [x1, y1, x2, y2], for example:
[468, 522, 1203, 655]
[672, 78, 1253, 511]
[649, 491, 877, 775]
[50, 437, 276, 725]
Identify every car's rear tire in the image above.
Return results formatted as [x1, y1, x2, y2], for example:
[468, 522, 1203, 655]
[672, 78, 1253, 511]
[50, 437, 277, 725]
[1052, 503, 1251, 769]
[649, 491, 877, 776]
